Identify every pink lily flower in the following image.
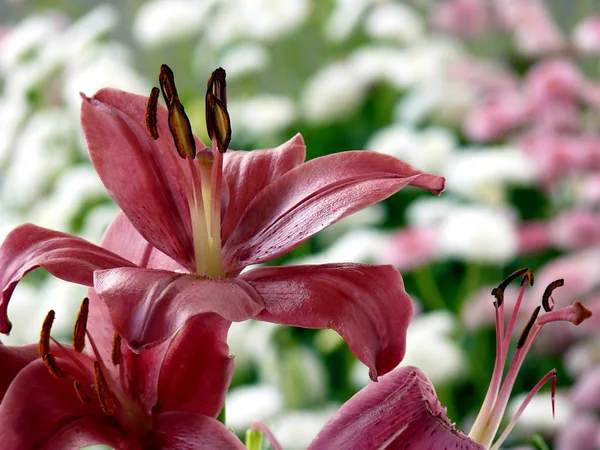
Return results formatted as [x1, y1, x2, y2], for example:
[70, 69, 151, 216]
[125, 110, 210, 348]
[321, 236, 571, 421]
[0, 220, 242, 449]
[307, 269, 592, 449]
[0, 65, 445, 380]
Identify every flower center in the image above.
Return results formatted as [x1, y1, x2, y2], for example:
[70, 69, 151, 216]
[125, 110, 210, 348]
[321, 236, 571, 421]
[467, 269, 592, 449]
[146, 64, 231, 278]
[38, 298, 151, 436]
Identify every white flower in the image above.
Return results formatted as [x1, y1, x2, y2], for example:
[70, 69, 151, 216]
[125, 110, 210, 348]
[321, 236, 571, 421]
[367, 124, 456, 173]
[2, 277, 85, 346]
[227, 95, 295, 136]
[507, 391, 572, 435]
[268, 407, 340, 450]
[325, 0, 369, 42]
[364, 2, 424, 43]
[290, 227, 390, 266]
[133, 0, 215, 47]
[406, 197, 461, 227]
[438, 204, 517, 263]
[63, 43, 149, 116]
[226, 384, 284, 431]
[301, 62, 368, 123]
[0, 12, 65, 72]
[443, 147, 538, 205]
[1, 109, 73, 209]
[399, 311, 466, 384]
[207, 0, 310, 47]
[31, 165, 109, 232]
[217, 43, 269, 79]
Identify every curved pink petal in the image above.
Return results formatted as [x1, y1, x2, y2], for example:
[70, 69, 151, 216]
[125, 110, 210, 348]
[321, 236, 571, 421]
[94, 268, 264, 350]
[0, 223, 134, 334]
[102, 211, 185, 272]
[155, 411, 246, 449]
[156, 313, 233, 417]
[81, 88, 205, 272]
[0, 359, 118, 449]
[221, 133, 306, 245]
[309, 366, 484, 450]
[242, 263, 413, 380]
[223, 151, 445, 271]
[0, 342, 38, 402]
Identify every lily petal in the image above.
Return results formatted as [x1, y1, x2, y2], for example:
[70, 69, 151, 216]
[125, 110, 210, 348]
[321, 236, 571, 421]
[94, 268, 264, 350]
[156, 313, 233, 417]
[101, 211, 185, 273]
[81, 88, 204, 271]
[0, 342, 38, 402]
[0, 359, 118, 449]
[0, 224, 134, 334]
[223, 151, 445, 270]
[309, 366, 484, 450]
[221, 133, 306, 245]
[155, 411, 246, 449]
[242, 263, 413, 380]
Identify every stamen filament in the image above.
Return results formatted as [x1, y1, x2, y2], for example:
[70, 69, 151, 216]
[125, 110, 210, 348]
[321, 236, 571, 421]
[186, 157, 210, 276]
[490, 369, 557, 450]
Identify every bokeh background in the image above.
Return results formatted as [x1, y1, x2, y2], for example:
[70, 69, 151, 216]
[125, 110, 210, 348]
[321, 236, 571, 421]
[3, 1, 600, 448]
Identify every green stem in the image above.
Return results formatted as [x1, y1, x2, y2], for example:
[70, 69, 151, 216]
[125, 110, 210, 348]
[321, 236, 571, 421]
[413, 265, 446, 311]
[217, 405, 226, 425]
[456, 263, 481, 309]
[245, 428, 263, 450]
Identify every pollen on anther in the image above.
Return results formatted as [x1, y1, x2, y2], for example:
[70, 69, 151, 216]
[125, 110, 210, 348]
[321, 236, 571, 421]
[43, 353, 66, 379]
[38, 310, 55, 357]
[542, 279, 564, 312]
[111, 332, 122, 366]
[517, 305, 541, 348]
[93, 361, 115, 415]
[146, 87, 160, 140]
[73, 381, 90, 404]
[72, 297, 89, 353]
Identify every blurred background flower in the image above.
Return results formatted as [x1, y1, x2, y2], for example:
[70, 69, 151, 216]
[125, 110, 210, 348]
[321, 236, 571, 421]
[2, 1, 600, 448]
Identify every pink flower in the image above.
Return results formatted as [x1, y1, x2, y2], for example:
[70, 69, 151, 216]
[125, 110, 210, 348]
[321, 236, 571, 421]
[573, 16, 600, 54]
[0, 65, 445, 380]
[0, 219, 241, 448]
[308, 269, 591, 449]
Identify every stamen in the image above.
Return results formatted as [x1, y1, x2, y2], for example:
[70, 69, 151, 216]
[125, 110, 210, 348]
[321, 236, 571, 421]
[207, 67, 227, 106]
[43, 353, 66, 379]
[111, 332, 122, 366]
[73, 381, 90, 404]
[159, 64, 196, 159]
[491, 268, 533, 307]
[489, 369, 557, 450]
[93, 361, 115, 415]
[38, 310, 55, 357]
[517, 306, 541, 349]
[158, 64, 178, 106]
[145, 87, 160, 140]
[72, 297, 89, 353]
[542, 279, 564, 312]
[205, 92, 231, 154]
